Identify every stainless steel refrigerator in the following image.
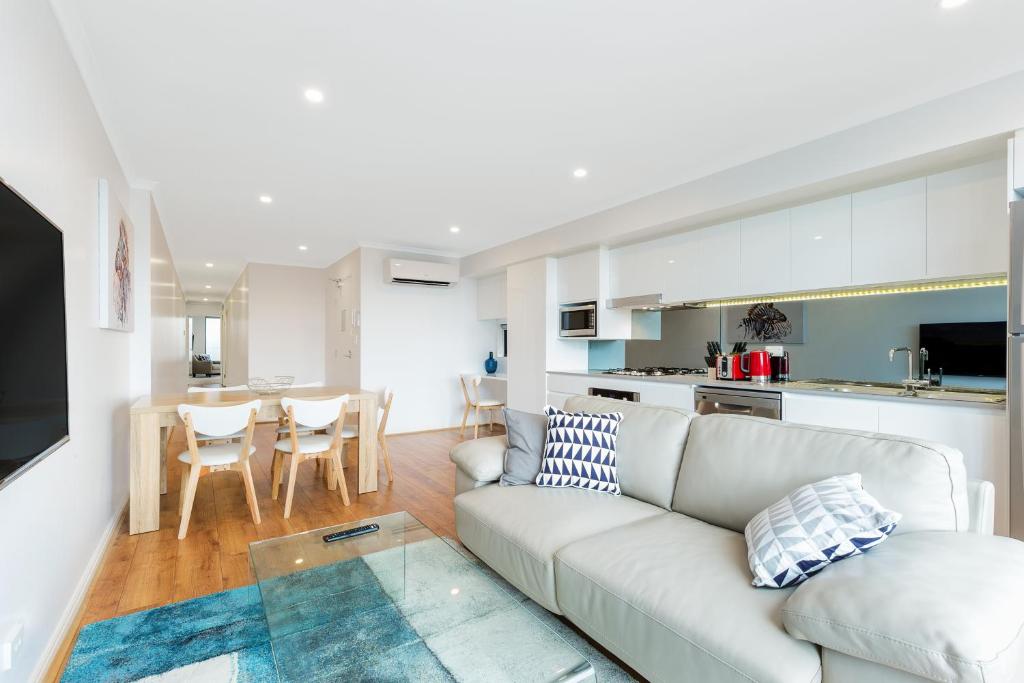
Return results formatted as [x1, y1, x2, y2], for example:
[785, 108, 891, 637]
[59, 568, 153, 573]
[1008, 200, 1024, 539]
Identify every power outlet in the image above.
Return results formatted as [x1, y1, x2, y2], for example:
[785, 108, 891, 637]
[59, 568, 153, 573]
[0, 622, 23, 672]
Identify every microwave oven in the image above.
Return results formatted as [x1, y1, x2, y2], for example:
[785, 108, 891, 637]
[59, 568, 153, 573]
[559, 301, 597, 337]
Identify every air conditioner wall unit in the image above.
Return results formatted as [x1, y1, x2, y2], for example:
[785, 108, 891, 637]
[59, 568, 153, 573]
[387, 258, 459, 287]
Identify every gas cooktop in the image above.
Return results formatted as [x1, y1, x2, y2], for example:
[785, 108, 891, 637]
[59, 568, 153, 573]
[602, 367, 707, 377]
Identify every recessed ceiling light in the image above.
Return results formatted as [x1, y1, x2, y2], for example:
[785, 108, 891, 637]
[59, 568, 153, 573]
[813, 235, 824, 241]
[573, 168, 588, 179]
[449, 226, 460, 233]
[204, 285, 212, 289]
[203, 297, 209, 301]
[298, 245, 308, 251]
[668, 259, 676, 264]
[304, 88, 325, 104]
[939, 0, 968, 8]
[205, 262, 214, 268]
[259, 195, 273, 204]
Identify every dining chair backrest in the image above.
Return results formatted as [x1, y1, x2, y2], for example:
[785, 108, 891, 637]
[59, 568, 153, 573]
[379, 387, 393, 429]
[187, 384, 249, 393]
[459, 375, 482, 405]
[291, 381, 325, 388]
[282, 395, 349, 429]
[178, 400, 262, 437]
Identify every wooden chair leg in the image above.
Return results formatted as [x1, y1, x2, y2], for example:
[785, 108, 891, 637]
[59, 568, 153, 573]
[474, 405, 480, 439]
[380, 435, 394, 483]
[489, 408, 495, 433]
[460, 403, 470, 437]
[178, 464, 202, 540]
[178, 466, 189, 515]
[325, 454, 337, 490]
[332, 448, 351, 506]
[283, 453, 301, 519]
[240, 461, 261, 525]
[270, 450, 283, 500]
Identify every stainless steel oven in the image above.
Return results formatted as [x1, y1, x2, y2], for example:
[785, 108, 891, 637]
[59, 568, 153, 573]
[694, 386, 782, 420]
[559, 301, 597, 338]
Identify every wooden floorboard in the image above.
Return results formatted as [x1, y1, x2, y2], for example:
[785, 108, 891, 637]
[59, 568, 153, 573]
[46, 423, 501, 682]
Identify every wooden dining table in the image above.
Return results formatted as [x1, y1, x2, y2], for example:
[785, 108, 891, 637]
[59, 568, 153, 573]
[129, 385, 378, 535]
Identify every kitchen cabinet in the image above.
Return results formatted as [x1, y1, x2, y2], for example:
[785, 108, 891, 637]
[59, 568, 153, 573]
[740, 210, 791, 296]
[782, 393, 878, 431]
[926, 159, 1008, 278]
[476, 273, 507, 320]
[547, 372, 695, 412]
[782, 391, 1009, 536]
[790, 195, 852, 290]
[562, 248, 660, 340]
[852, 178, 927, 284]
[878, 401, 1009, 536]
[557, 250, 600, 304]
[609, 221, 740, 303]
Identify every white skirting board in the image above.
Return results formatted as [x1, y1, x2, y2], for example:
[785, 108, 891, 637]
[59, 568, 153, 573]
[31, 497, 129, 682]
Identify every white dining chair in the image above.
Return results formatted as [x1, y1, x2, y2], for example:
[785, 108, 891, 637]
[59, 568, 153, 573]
[176, 399, 262, 540]
[327, 387, 395, 484]
[460, 375, 504, 439]
[272, 394, 352, 517]
[273, 382, 326, 438]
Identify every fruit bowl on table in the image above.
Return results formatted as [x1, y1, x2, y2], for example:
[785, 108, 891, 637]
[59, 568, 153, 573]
[247, 376, 294, 395]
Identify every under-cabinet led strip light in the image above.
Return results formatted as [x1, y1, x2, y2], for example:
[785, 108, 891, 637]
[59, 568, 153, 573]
[691, 276, 1008, 309]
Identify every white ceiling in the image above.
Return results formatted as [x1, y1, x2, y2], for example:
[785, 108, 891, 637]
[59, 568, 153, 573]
[53, 0, 1024, 300]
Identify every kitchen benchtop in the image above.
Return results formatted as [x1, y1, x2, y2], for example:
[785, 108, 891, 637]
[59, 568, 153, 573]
[546, 370, 1007, 409]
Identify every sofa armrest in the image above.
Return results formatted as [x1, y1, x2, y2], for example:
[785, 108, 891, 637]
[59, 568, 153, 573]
[449, 436, 507, 494]
[781, 531, 1024, 683]
[967, 478, 995, 535]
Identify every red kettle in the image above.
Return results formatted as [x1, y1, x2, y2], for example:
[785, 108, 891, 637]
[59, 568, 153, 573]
[741, 350, 772, 384]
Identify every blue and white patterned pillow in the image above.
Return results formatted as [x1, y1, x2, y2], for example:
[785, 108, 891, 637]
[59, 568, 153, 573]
[745, 473, 901, 588]
[535, 406, 622, 495]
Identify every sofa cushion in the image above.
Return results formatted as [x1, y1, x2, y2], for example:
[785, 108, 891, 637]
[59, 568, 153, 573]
[453, 484, 664, 613]
[782, 531, 1024, 683]
[673, 414, 968, 534]
[564, 395, 694, 509]
[554, 513, 822, 683]
[449, 435, 506, 483]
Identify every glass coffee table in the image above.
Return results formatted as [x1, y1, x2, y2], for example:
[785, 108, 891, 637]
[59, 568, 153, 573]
[249, 511, 595, 682]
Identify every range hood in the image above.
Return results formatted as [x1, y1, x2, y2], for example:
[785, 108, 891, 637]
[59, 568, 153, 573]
[605, 293, 702, 311]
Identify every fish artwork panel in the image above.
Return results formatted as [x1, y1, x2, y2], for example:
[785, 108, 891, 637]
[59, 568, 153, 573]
[725, 302, 804, 344]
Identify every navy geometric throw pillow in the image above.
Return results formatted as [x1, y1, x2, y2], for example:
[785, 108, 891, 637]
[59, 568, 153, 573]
[745, 473, 901, 589]
[535, 406, 622, 495]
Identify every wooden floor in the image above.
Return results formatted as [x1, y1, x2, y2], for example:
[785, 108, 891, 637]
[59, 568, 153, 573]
[46, 422, 505, 681]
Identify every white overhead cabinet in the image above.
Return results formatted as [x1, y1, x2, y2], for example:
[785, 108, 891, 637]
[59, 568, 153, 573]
[739, 210, 790, 296]
[851, 178, 927, 285]
[609, 221, 740, 303]
[476, 273, 507, 320]
[926, 159, 1008, 278]
[559, 248, 659, 340]
[789, 195, 852, 291]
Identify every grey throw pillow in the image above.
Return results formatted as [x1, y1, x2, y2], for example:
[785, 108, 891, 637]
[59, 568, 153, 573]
[499, 408, 548, 486]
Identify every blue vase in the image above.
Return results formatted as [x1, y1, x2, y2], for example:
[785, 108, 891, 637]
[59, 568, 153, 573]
[484, 352, 498, 375]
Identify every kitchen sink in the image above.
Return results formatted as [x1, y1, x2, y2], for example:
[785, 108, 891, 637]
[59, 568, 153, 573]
[792, 379, 1006, 404]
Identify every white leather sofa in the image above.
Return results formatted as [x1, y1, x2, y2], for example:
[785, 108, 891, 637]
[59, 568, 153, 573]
[450, 396, 1024, 683]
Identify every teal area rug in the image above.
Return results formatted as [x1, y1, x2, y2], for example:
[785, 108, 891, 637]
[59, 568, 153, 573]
[62, 538, 636, 682]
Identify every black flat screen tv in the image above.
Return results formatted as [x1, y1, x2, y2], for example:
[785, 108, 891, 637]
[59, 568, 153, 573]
[0, 180, 69, 489]
[918, 321, 1006, 378]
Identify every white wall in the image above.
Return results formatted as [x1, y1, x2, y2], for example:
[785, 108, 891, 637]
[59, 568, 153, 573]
[0, 1, 137, 679]
[222, 268, 249, 387]
[247, 263, 325, 384]
[358, 247, 495, 433]
[325, 249, 361, 388]
[148, 197, 187, 394]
